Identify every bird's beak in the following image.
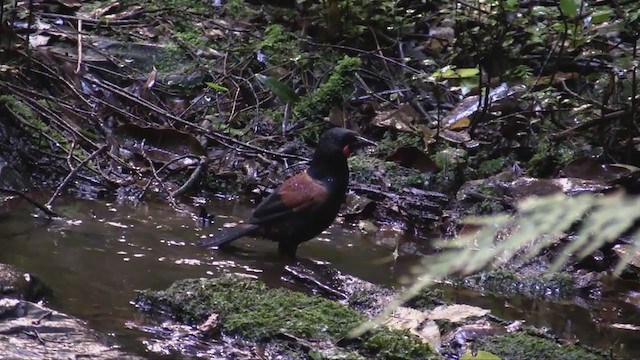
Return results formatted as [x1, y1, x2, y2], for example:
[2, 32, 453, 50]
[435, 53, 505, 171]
[353, 136, 377, 149]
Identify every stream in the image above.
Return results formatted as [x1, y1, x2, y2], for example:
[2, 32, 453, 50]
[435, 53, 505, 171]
[1, 197, 639, 359]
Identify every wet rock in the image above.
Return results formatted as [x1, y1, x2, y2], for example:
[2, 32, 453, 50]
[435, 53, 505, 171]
[0, 157, 30, 190]
[456, 173, 612, 212]
[572, 270, 604, 293]
[458, 269, 577, 300]
[0, 263, 52, 302]
[0, 298, 142, 360]
[282, 262, 396, 317]
[440, 320, 505, 358]
[624, 290, 640, 309]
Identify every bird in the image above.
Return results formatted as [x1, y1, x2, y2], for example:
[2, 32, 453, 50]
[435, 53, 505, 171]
[198, 127, 376, 258]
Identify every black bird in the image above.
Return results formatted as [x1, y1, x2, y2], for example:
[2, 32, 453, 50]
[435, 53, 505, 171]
[198, 128, 376, 257]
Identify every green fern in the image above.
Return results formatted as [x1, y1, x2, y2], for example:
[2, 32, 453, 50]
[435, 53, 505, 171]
[350, 191, 640, 337]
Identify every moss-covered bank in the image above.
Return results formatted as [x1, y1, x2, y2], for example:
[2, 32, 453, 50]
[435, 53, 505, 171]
[135, 276, 437, 359]
[134, 276, 607, 360]
[476, 332, 606, 360]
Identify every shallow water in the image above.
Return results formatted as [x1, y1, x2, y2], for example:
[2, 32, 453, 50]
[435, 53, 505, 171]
[1, 197, 639, 358]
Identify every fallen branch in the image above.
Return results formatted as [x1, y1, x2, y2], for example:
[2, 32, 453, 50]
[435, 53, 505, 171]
[0, 188, 62, 218]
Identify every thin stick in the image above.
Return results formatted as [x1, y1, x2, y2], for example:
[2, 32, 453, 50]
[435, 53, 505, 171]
[75, 19, 83, 74]
[0, 188, 61, 218]
[46, 145, 107, 208]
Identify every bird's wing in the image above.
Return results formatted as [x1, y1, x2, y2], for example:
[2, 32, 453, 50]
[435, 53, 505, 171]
[250, 171, 329, 225]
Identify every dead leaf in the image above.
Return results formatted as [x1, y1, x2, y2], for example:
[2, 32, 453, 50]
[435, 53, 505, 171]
[371, 104, 420, 132]
[387, 146, 438, 173]
[560, 157, 638, 183]
[448, 117, 471, 130]
[112, 124, 206, 169]
[383, 307, 441, 348]
[427, 304, 490, 323]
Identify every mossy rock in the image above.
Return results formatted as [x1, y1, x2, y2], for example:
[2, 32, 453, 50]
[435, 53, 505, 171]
[136, 277, 364, 340]
[460, 269, 576, 300]
[476, 332, 606, 360]
[135, 276, 438, 359]
[362, 329, 437, 360]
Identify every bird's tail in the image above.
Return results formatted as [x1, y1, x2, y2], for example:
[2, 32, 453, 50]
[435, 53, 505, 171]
[197, 223, 259, 248]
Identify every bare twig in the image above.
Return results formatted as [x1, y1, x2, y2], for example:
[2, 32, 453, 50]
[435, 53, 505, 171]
[0, 188, 61, 218]
[137, 154, 203, 202]
[83, 77, 308, 161]
[75, 19, 82, 74]
[138, 140, 181, 210]
[46, 145, 107, 208]
[171, 157, 208, 198]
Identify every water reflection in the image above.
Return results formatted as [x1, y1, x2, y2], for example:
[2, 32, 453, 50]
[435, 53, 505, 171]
[0, 197, 638, 358]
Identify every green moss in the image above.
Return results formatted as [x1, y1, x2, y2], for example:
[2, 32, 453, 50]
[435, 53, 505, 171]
[136, 277, 440, 359]
[526, 139, 576, 177]
[0, 96, 78, 152]
[153, 45, 193, 75]
[362, 329, 437, 360]
[404, 288, 444, 311]
[137, 277, 365, 340]
[460, 269, 576, 299]
[225, 0, 257, 18]
[434, 319, 456, 335]
[477, 157, 507, 177]
[378, 132, 421, 154]
[173, 27, 208, 49]
[0, 95, 35, 121]
[476, 332, 605, 360]
[293, 56, 361, 124]
[260, 24, 299, 65]
[433, 148, 467, 171]
[349, 155, 426, 190]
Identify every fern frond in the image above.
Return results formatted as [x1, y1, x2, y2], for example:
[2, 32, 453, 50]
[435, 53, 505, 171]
[349, 191, 640, 338]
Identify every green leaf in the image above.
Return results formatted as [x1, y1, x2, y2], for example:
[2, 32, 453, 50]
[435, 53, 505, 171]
[560, 0, 578, 17]
[256, 74, 299, 103]
[456, 68, 480, 78]
[433, 67, 480, 79]
[505, 0, 517, 11]
[590, 9, 612, 24]
[205, 82, 229, 92]
[461, 350, 501, 360]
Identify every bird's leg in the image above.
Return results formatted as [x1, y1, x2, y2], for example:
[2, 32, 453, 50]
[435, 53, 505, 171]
[278, 241, 299, 259]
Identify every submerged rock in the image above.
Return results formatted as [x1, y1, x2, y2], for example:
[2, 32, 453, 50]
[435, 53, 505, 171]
[459, 268, 577, 300]
[0, 298, 142, 360]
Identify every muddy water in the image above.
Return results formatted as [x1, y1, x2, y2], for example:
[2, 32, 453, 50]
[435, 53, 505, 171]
[0, 197, 639, 358]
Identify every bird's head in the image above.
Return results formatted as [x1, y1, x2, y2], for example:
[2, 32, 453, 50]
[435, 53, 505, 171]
[315, 128, 377, 160]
